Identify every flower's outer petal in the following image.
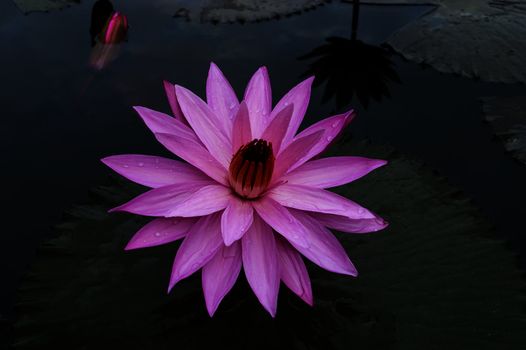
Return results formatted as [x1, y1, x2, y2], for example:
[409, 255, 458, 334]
[282, 156, 387, 189]
[270, 77, 314, 148]
[155, 132, 228, 185]
[231, 102, 252, 152]
[167, 185, 232, 217]
[288, 209, 358, 276]
[261, 103, 294, 155]
[242, 215, 279, 317]
[109, 181, 211, 217]
[276, 238, 313, 306]
[269, 184, 376, 219]
[202, 242, 242, 316]
[206, 62, 239, 129]
[221, 197, 254, 246]
[252, 197, 311, 249]
[175, 85, 232, 168]
[125, 217, 196, 250]
[271, 130, 324, 182]
[101, 154, 210, 188]
[163, 80, 185, 123]
[310, 212, 389, 234]
[244, 66, 272, 138]
[294, 110, 355, 160]
[134, 106, 197, 141]
[169, 213, 223, 291]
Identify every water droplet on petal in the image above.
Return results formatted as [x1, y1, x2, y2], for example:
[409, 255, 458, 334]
[123, 165, 129, 168]
[154, 232, 161, 237]
[331, 122, 339, 128]
[326, 136, 333, 142]
[138, 162, 144, 167]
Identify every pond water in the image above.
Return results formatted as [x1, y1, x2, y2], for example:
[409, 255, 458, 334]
[1, 0, 526, 336]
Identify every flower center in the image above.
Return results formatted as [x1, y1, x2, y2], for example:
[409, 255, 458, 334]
[228, 139, 274, 199]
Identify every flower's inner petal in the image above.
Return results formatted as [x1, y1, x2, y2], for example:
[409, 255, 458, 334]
[134, 106, 199, 142]
[276, 237, 313, 306]
[166, 184, 232, 217]
[260, 103, 294, 156]
[125, 217, 196, 250]
[221, 197, 254, 246]
[206, 62, 239, 133]
[155, 132, 228, 186]
[293, 109, 355, 160]
[202, 242, 242, 316]
[244, 66, 272, 138]
[175, 85, 232, 168]
[271, 130, 324, 183]
[163, 80, 186, 124]
[242, 214, 280, 317]
[269, 183, 376, 219]
[169, 213, 223, 291]
[101, 154, 210, 189]
[270, 77, 314, 149]
[229, 139, 274, 199]
[231, 102, 252, 153]
[281, 156, 387, 189]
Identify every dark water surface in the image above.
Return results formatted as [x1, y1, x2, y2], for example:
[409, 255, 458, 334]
[1, 0, 526, 325]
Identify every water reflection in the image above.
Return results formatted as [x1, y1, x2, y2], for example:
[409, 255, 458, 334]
[89, 0, 128, 70]
[299, 0, 399, 109]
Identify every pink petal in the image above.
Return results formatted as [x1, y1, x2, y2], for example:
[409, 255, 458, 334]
[271, 130, 324, 182]
[202, 242, 242, 316]
[282, 156, 387, 189]
[260, 103, 294, 155]
[288, 209, 357, 276]
[101, 154, 209, 188]
[242, 214, 279, 317]
[310, 212, 389, 234]
[133, 106, 197, 141]
[169, 213, 223, 290]
[293, 110, 355, 160]
[155, 132, 228, 186]
[110, 181, 212, 217]
[252, 197, 311, 249]
[206, 62, 239, 128]
[244, 66, 272, 138]
[166, 185, 232, 217]
[221, 197, 254, 246]
[125, 217, 196, 250]
[270, 77, 314, 148]
[175, 85, 232, 168]
[276, 238, 313, 306]
[163, 80, 186, 123]
[269, 183, 376, 219]
[231, 102, 252, 152]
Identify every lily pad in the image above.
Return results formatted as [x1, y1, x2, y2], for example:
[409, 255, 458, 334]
[172, 0, 327, 23]
[360, 0, 526, 84]
[482, 96, 526, 165]
[12, 0, 80, 14]
[11, 140, 526, 349]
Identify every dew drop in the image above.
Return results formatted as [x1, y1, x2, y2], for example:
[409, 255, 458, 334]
[123, 165, 129, 168]
[154, 232, 161, 237]
[326, 136, 333, 142]
[138, 162, 144, 167]
[331, 122, 339, 128]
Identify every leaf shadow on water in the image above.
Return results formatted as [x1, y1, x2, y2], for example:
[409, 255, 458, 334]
[11, 140, 526, 349]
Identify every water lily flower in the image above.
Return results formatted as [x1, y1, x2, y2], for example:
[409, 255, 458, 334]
[102, 63, 388, 316]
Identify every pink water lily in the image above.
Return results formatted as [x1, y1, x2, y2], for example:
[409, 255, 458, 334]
[102, 63, 388, 317]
